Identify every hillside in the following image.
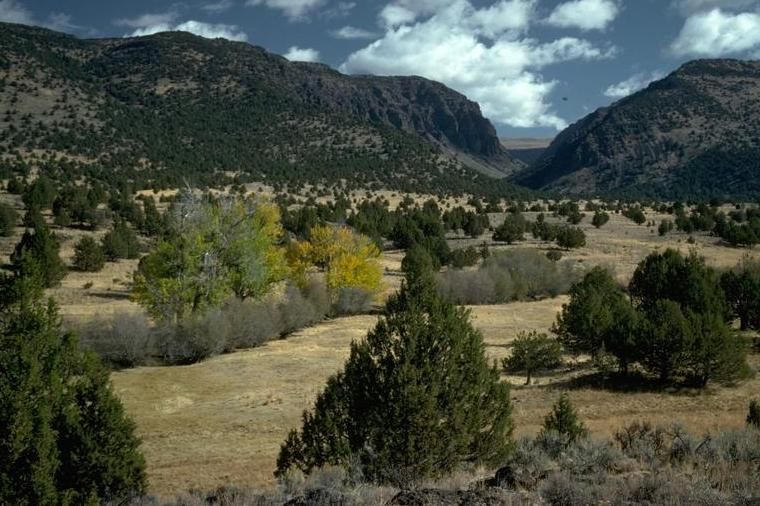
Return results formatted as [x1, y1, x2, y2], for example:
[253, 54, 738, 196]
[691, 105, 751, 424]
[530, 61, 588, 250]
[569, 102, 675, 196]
[514, 59, 760, 199]
[0, 23, 522, 196]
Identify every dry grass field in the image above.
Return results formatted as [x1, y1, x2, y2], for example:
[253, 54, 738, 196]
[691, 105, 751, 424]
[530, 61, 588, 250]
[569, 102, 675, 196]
[2, 192, 759, 498]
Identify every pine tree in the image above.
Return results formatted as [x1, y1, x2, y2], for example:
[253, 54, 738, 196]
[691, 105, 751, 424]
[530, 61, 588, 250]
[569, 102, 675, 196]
[541, 393, 587, 443]
[275, 272, 513, 483]
[101, 220, 141, 261]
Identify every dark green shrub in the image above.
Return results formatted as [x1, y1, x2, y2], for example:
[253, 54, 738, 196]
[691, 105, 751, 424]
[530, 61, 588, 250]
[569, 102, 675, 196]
[748, 400, 760, 429]
[0, 202, 17, 236]
[275, 274, 514, 484]
[73, 236, 106, 272]
[10, 222, 67, 287]
[541, 393, 587, 444]
[592, 210, 609, 228]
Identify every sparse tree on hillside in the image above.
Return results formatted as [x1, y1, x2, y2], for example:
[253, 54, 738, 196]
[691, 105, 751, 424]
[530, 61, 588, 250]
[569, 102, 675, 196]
[73, 236, 106, 272]
[592, 210, 610, 228]
[0, 202, 17, 236]
[493, 213, 526, 244]
[11, 222, 66, 288]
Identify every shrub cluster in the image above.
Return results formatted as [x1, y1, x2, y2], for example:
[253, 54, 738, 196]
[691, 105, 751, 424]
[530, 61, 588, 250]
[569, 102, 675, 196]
[76, 281, 371, 367]
[437, 249, 582, 305]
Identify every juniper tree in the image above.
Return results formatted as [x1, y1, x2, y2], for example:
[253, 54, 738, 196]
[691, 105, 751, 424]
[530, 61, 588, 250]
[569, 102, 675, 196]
[275, 271, 513, 484]
[0, 275, 146, 504]
[541, 393, 587, 444]
[503, 331, 562, 385]
[11, 222, 66, 288]
[73, 236, 106, 272]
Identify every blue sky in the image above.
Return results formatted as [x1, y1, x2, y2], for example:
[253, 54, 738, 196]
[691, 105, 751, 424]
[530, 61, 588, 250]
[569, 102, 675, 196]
[5, 0, 760, 137]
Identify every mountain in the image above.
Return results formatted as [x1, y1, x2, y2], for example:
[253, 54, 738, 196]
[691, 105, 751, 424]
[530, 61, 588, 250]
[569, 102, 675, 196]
[514, 59, 760, 199]
[0, 23, 522, 196]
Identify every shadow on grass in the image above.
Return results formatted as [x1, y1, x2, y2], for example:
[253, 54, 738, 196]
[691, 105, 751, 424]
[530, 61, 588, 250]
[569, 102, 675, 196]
[547, 370, 717, 396]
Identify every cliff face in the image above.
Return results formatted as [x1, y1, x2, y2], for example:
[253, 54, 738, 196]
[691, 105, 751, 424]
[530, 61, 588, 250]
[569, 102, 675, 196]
[514, 59, 760, 198]
[0, 23, 521, 192]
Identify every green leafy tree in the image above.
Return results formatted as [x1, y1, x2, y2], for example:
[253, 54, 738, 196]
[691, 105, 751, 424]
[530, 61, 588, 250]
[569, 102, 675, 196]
[11, 223, 67, 288]
[275, 273, 513, 483]
[132, 196, 286, 322]
[503, 331, 562, 384]
[0, 276, 146, 504]
[73, 236, 106, 272]
[541, 393, 587, 443]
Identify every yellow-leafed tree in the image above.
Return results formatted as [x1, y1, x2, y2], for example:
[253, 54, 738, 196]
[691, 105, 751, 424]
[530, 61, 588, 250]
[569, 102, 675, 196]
[288, 224, 382, 295]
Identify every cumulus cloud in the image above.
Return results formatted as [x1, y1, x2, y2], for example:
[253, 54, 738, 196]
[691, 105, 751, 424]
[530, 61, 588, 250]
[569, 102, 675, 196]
[670, 8, 760, 56]
[245, 0, 325, 20]
[604, 71, 665, 99]
[0, 0, 34, 24]
[284, 46, 320, 61]
[671, 0, 758, 15]
[546, 0, 620, 31]
[330, 25, 377, 39]
[341, 0, 615, 130]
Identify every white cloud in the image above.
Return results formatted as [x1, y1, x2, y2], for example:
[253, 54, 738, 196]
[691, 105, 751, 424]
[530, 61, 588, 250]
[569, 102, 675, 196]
[670, 8, 760, 56]
[379, 0, 456, 27]
[0, 0, 35, 24]
[115, 11, 179, 28]
[129, 20, 248, 41]
[604, 71, 665, 99]
[546, 0, 620, 31]
[330, 25, 377, 39]
[245, 0, 325, 20]
[284, 46, 320, 61]
[46, 12, 81, 32]
[341, 0, 615, 130]
[202, 0, 235, 13]
[672, 0, 758, 15]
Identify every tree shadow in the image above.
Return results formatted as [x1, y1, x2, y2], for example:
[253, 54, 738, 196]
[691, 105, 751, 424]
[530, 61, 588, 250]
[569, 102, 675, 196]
[550, 370, 716, 396]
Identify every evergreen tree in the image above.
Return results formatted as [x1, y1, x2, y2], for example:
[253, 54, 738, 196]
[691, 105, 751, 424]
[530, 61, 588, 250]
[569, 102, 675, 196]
[555, 226, 586, 250]
[493, 213, 525, 244]
[592, 210, 610, 228]
[11, 223, 67, 288]
[503, 331, 562, 385]
[541, 393, 587, 443]
[721, 256, 760, 331]
[554, 267, 628, 360]
[748, 400, 760, 429]
[73, 236, 106, 272]
[275, 272, 513, 483]
[101, 220, 141, 261]
[0, 276, 146, 504]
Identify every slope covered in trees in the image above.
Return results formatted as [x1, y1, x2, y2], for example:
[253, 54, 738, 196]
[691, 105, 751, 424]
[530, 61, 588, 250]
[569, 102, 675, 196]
[0, 22, 523, 197]
[514, 59, 760, 199]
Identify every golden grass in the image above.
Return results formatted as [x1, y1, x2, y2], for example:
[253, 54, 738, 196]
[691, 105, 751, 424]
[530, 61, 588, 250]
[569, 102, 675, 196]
[2, 195, 760, 498]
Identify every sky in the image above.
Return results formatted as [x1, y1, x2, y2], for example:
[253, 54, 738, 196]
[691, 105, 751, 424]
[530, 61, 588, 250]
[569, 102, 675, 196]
[4, 0, 760, 138]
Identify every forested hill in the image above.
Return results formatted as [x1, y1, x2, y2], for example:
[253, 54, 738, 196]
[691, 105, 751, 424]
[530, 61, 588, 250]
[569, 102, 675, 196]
[0, 22, 524, 196]
[513, 59, 760, 199]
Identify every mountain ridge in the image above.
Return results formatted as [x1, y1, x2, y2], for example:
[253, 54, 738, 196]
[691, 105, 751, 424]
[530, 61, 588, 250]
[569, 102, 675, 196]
[513, 58, 760, 199]
[0, 22, 522, 195]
